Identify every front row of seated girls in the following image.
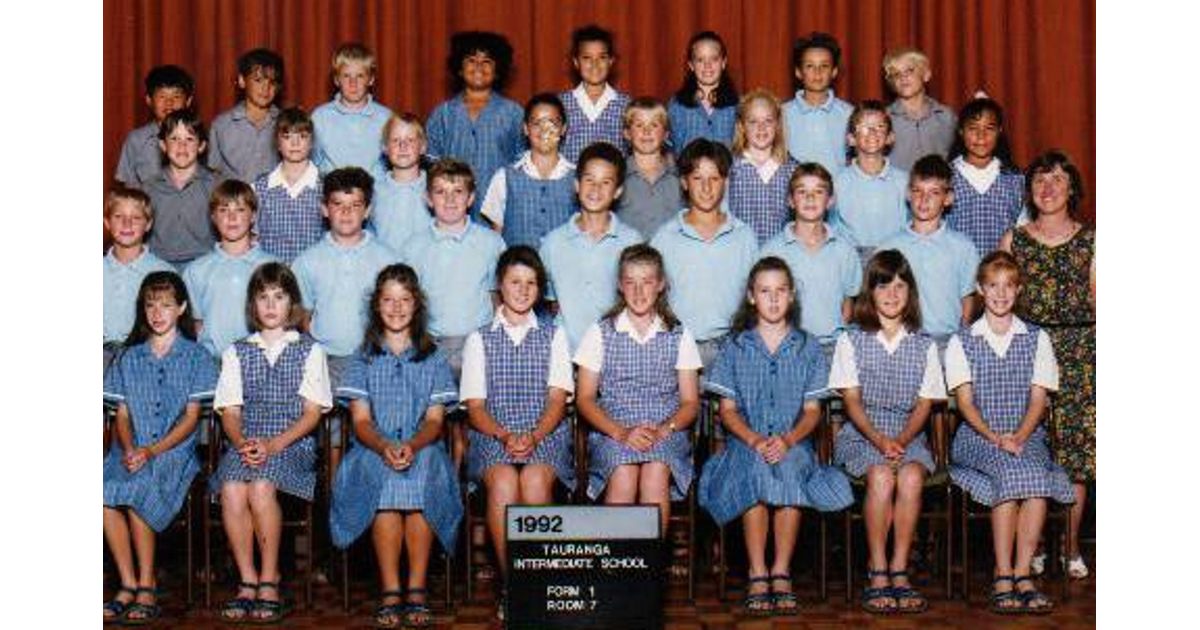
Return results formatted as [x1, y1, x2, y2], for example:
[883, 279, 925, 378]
[103, 245, 1074, 625]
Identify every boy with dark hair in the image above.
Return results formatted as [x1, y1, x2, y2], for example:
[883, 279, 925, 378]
[208, 48, 285, 182]
[782, 32, 853, 176]
[115, 65, 195, 189]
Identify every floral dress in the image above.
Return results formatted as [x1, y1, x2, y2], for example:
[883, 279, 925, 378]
[1011, 226, 1096, 481]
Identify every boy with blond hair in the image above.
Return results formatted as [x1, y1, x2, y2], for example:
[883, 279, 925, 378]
[882, 47, 957, 172]
[312, 43, 394, 172]
[103, 187, 175, 369]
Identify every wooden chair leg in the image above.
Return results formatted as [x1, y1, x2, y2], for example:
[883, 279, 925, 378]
[961, 491, 971, 602]
[185, 491, 194, 608]
[944, 488, 953, 600]
[305, 501, 314, 610]
[819, 512, 828, 602]
[342, 547, 350, 613]
[844, 510, 853, 603]
[204, 495, 213, 609]
[687, 490, 696, 603]
[717, 523, 727, 601]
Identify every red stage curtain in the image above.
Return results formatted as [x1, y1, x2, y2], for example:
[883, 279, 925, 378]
[103, 0, 1095, 227]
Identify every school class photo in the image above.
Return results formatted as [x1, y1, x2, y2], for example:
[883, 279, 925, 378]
[102, 1, 1095, 627]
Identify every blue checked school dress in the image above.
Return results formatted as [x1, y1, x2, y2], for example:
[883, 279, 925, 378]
[252, 173, 324, 264]
[667, 98, 736, 152]
[329, 349, 463, 550]
[103, 338, 217, 532]
[699, 330, 853, 525]
[559, 89, 631, 163]
[467, 318, 575, 488]
[946, 168, 1024, 256]
[727, 157, 799, 246]
[499, 165, 579, 249]
[210, 336, 321, 500]
[833, 330, 937, 477]
[948, 326, 1075, 506]
[586, 319, 694, 500]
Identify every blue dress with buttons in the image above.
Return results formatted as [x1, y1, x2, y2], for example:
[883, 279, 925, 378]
[425, 93, 526, 219]
[329, 348, 463, 550]
[699, 330, 853, 525]
[833, 329, 937, 477]
[586, 319, 694, 500]
[949, 326, 1075, 507]
[499, 165, 579, 249]
[210, 336, 321, 500]
[103, 338, 217, 532]
[467, 319, 575, 489]
[667, 98, 737, 152]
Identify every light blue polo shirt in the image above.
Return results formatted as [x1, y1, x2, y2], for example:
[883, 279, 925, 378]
[103, 247, 175, 342]
[782, 89, 854, 176]
[291, 231, 398, 357]
[400, 221, 506, 338]
[831, 160, 910, 248]
[369, 166, 430, 255]
[760, 222, 862, 340]
[311, 95, 394, 173]
[539, 214, 644, 351]
[182, 244, 277, 357]
[650, 210, 759, 342]
[878, 223, 980, 336]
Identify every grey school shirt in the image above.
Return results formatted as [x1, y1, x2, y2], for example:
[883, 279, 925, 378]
[886, 97, 957, 173]
[115, 122, 162, 189]
[207, 102, 280, 183]
[617, 157, 684, 241]
[144, 167, 223, 264]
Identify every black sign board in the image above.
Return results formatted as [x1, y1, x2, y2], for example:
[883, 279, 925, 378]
[505, 505, 663, 630]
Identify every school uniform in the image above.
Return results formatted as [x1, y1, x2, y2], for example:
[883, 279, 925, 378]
[115, 122, 163, 190]
[886, 98, 957, 173]
[667, 98, 736, 151]
[945, 318, 1075, 506]
[829, 328, 946, 477]
[207, 102, 280, 183]
[369, 166, 430, 255]
[946, 158, 1026, 255]
[879, 223, 980, 338]
[329, 348, 463, 550]
[727, 156, 799, 245]
[103, 338, 217, 532]
[311, 95, 393, 173]
[460, 311, 576, 488]
[252, 162, 324, 264]
[210, 331, 333, 500]
[425, 93, 525, 218]
[103, 247, 175, 344]
[539, 214, 643, 351]
[760, 223, 862, 342]
[782, 90, 854, 176]
[183, 244, 277, 357]
[698, 329, 853, 525]
[143, 167, 223, 265]
[831, 160, 910, 250]
[617, 156, 683, 241]
[560, 84, 631, 163]
[479, 151, 577, 248]
[574, 312, 703, 500]
[400, 221, 506, 338]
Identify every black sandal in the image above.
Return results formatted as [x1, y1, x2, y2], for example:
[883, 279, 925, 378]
[989, 575, 1024, 615]
[404, 587, 433, 628]
[889, 570, 928, 614]
[122, 587, 161, 626]
[743, 575, 773, 616]
[862, 568, 897, 614]
[374, 589, 404, 629]
[769, 574, 798, 615]
[1014, 575, 1054, 615]
[103, 585, 137, 624]
[250, 582, 290, 624]
[219, 581, 258, 623]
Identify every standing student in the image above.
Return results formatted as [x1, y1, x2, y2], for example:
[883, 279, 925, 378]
[667, 31, 739, 151]
[1000, 150, 1095, 581]
[882, 47, 957, 172]
[574, 244, 702, 537]
[370, 113, 432, 254]
[144, 109, 223, 267]
[782, 32, 854, 176]
[541, 142, 643, 350]
[728, 89, 799, 245]
[651, 138, 759, 367]
[829, 250, 946, 614]
[426, 31, 526, 219]
[312, 43, 394, 173]
[210, 263, 332, 624]
[184, 180, 277, 358]
[208, 48, 284, 183]
[946, 98, 1024, 255]
[479, 93, 578, 248]
[946, 251, 1074, 615]
[617, 98, 683, 240]
[461, 247, 575, 619]
[329, 265, 462, 630]
[253, 107, 324, 264]
[699, 258, 853, 616]
[832, 100, 909, 257]
[759, 163, 861, 351]
[103, 272, 216, 625]
[115, 65, 194, 189]
[560, 24, 632, 162]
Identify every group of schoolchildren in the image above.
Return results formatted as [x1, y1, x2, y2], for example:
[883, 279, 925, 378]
[102, 24, 1096, 627]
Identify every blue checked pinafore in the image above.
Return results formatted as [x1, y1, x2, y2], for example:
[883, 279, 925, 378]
[834, 330, 936, 477]
[727, 158, 798, 246]
[252, 174, 324, 264]
[210, 336, 319, 500]
[329, 349, 463, 550]
[949, 327, 1075, 506]
[560, 90, 631, 163]
[500, 166, 578, 248]
[587, 319, 693, 500]
[468, 319, 575, 488]
[103, 339, 217, 532]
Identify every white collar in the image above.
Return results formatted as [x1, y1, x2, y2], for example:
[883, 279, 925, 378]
[512, 151, 575, 180]
[267, 162, 320, 196]
[246, 330, 301, 348]
[489, 307, 540, 332]
[615, 310, 666, 344]
[572, 83, 617, 122]
[953, 156, 1001, 194]
[874, 326, 911, 353]
[969, 315, 1028, 338]
[741, 154, 781, 184]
